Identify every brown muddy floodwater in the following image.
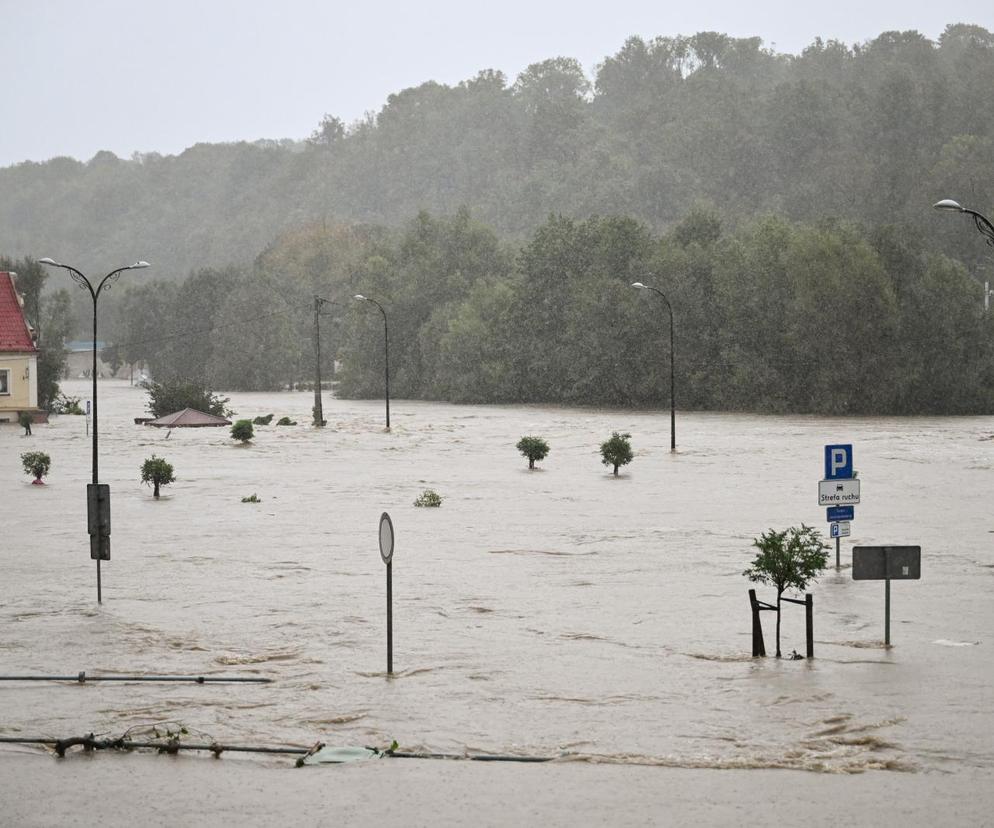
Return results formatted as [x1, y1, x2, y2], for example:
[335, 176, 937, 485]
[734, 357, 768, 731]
[1, 378, 993, 822]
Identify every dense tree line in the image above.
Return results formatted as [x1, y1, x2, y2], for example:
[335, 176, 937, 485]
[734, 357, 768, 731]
[3, 24, 993, 414]
[99, 208, 994, 415]
[1, 25, 993, 278]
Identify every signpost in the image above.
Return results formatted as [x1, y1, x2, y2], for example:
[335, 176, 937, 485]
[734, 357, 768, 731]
[820, 443, 856, 568]
[852, 545, 921, 647]
[378, 512, 394, 675]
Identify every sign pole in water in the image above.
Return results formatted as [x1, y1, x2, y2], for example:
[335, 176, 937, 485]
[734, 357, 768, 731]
[822, 444, 856, 569]
[852, 545, 921, 647]
[378, 512, 395, 675]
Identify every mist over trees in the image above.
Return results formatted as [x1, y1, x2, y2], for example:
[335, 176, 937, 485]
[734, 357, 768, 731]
[2, 25, 994, 414]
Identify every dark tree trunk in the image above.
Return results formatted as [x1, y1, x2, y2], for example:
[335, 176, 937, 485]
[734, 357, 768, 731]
[529, 458, 535, 469]
[613, 464, 619, 475]
[153, 479, 161, 498]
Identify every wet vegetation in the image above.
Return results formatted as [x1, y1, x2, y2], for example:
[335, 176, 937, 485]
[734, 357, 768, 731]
[3, 26, 994, 414]
[20, 451, 51, 483]
[600, 432, 634, 476]
[517, 436, 550, 469]
[744, 526, 829, 658]
[140, 455, 175, 498]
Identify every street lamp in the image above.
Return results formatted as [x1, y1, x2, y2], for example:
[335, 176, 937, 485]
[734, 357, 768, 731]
[933, 199, 994, 310]
[632, 281, 676, 451]
[354, 294, 390, 430]
[312, 295, 337, 427]
[39, 257, 149, 602]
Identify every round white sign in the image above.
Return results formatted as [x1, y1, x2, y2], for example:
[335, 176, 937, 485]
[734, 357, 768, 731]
[379, 512, 394, 564]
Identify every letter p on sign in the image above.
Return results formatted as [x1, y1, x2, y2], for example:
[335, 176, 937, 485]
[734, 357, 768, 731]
[824, 444, 853, 480]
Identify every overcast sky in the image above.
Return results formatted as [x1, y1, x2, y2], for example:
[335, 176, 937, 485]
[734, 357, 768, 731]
[2, 0, 992, 168]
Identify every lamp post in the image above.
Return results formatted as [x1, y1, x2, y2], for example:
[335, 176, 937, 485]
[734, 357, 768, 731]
[312, 296, 336, 427]
[934, 199, 994, 311]
[354, 295, 390, 430]
[39, 257, 149, 603]
[632, 281, 676, 451]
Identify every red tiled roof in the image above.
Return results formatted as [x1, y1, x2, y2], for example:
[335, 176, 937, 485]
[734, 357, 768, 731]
[0, 272, 37, 353]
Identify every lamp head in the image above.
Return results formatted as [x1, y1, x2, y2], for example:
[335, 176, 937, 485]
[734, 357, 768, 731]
[354, 294, 366, 301]
[933, 199, 965, 212]
[131, 261, 151, 269]
[631, 282, 646, 289]
[38, 257, 60, 267]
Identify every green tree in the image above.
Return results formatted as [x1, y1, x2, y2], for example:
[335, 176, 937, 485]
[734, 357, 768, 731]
[231, 419, 254, 443]
[516, 436, 550, 469]
[140, 455, 176, 498]
[743, 525, 828, 657]
[600, 432, 633, 475]
[145, 380, 231, 418]
[21, 451, 51, 484]
[37, 288, 73, 410]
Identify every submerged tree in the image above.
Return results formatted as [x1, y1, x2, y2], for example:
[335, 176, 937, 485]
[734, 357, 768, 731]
[516, 436, 550, 469]
[231, 419, 254, 443]
[743, 525, 828, 658]
[600, 432, 633, 475]
[140, 455, 175, 498]
[21, 451, 51, 484]
[145, 379, 232, 419]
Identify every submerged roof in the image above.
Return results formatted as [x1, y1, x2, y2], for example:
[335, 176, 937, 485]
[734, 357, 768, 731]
[146, 407, 232, 427]
[0, 272, 38, 353]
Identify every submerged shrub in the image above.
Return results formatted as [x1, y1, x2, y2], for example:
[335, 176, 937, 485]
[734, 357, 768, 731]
[414, 488, 442, 507]
[21, 451, 51, 483]
[231, 420, 254, 443]
[516, 436, 550, 469]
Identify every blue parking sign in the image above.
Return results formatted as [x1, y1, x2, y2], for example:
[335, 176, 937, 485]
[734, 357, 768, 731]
[824, 444, 853, 480]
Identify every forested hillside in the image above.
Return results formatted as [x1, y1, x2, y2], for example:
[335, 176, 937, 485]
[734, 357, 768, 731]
[3, 26, 993, 276]
[3, 25, 994, 414]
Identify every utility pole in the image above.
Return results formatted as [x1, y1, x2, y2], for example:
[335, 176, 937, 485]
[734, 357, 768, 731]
[313, 296, 335, 427]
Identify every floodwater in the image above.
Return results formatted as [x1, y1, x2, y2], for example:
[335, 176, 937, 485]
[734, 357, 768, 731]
[2, 379, 993, 820]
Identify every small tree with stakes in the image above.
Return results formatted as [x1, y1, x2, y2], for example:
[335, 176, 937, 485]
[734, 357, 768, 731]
[743, 525, 828, 658]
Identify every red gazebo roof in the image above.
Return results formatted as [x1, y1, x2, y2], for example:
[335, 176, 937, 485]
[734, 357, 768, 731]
[0, 272, 38, 353]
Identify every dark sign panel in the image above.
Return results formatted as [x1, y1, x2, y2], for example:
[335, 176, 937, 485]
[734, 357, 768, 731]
[852, 546, 921, 581]
[86, 483, 111, 560]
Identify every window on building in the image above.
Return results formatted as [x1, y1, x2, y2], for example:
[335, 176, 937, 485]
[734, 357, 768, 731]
[0, 369, 9, 394]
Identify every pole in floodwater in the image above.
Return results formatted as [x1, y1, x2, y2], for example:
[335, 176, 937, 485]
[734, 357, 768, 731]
[379, 512, 395, 675]
[852, 545, 921, 648]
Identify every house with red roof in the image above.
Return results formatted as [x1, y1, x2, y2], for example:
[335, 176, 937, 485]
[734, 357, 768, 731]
[0, 271, 40, 423]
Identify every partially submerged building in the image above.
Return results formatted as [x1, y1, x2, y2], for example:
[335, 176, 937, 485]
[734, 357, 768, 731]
[0, 271, 41, 423]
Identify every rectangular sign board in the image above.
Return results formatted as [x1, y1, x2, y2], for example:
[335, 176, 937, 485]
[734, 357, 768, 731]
[86, 483, 111, 561]
[830, 521, 851, 538]
[852, 546, 921, 581]
[827, 505, 855, 522]
[819, 478, 860, 505]
[824, 444, 853, 480]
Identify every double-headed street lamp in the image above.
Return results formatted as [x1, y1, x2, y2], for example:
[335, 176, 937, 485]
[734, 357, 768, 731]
[354, 294, 390, 430]
[632, 281, 676, 451]
[934, 199, 994, 310]
[39, 257, 150, 603]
